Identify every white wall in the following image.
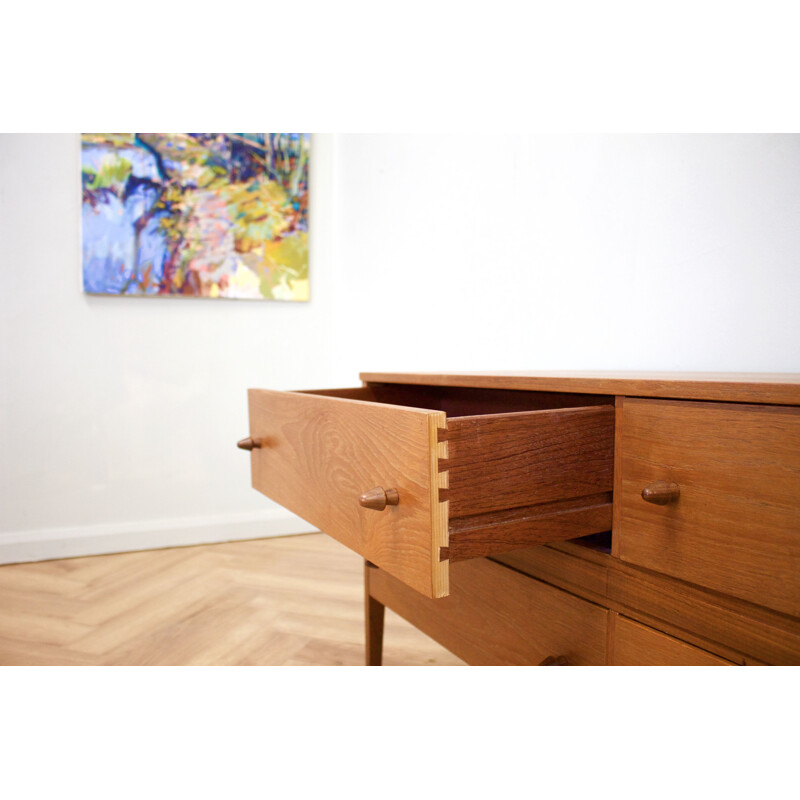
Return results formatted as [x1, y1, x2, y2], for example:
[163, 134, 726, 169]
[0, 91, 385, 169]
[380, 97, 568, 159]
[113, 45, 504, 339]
[3, 133, 800, 563]
[331, 134, 800, 377]
[0, 134, 335, 562]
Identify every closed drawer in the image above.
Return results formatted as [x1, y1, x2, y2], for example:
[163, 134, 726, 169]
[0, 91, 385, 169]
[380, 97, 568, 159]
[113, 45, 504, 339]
[244, 384, 615, 598]
[612, 616, 732, 665]
[618, 399, 800, 616]
[368, 557, 609, 665]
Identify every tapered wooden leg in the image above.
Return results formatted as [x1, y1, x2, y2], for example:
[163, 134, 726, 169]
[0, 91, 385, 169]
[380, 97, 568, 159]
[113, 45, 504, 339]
[365, 561, 385, 666]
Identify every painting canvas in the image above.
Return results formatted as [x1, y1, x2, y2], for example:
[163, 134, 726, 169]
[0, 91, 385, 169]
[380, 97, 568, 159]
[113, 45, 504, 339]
[81, 133, 309, 300]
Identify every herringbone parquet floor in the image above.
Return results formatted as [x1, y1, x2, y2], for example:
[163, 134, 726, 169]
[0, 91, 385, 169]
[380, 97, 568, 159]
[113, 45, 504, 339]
[0, 533, 465, 666]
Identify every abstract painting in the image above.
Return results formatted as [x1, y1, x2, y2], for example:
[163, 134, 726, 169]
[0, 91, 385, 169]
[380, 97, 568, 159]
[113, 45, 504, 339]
[81, 133, 309, 300]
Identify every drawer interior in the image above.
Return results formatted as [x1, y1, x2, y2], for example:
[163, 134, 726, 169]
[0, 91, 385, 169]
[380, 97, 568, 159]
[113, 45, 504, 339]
[304, 383, 616, 562]
[305, 382, 613, 415]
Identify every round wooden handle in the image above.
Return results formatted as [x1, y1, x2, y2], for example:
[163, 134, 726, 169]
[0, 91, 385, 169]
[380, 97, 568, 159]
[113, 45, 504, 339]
[641, 480, 680, 505]
[359, 487, 400, 511]
[237, 437, 261, 451]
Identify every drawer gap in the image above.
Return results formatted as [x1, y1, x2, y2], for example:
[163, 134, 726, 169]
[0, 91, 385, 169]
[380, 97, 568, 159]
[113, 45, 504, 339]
[571, 530, 613, 554]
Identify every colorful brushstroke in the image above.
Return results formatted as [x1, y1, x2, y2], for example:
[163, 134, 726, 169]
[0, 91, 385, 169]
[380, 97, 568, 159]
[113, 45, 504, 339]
[81, 133, 309, 300]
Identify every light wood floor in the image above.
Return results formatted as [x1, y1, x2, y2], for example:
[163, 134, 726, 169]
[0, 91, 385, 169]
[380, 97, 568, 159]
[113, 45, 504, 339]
[0, 533, 466, 666]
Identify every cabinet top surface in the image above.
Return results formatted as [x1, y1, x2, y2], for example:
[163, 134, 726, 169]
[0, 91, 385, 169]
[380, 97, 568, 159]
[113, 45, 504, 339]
[359, 371, 800, 405]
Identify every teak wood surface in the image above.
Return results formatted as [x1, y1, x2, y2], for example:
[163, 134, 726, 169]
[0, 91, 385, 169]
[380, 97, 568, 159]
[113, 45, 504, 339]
[442, 494, 613, 562]
[248, 389, 448, 598]
[245, 372, 800, 664]
[494, 542, 799, 664]
[360, 371, 800, 405]
[367, 559, 608, 665]
[618, 398, 800, 617]
[248, 386, 621, 598]
[442, 406, 615, 516]
[364, 561, 385, 666]
[440, 404, 615, 560]
[610, 614, 732, 666]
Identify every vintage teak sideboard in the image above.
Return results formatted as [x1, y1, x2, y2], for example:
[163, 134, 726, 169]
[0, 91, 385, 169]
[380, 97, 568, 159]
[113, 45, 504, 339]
[238, 372, 800, 665]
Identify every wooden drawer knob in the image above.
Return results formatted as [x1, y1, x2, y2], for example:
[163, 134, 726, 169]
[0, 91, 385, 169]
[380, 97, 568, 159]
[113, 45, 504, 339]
[359, 487, 400, 511]
[237, 437, 261, 451]
[641, 480, 680, 505]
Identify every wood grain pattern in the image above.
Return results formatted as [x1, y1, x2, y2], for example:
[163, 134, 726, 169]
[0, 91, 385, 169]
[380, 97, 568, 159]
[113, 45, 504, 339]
[605, 565, 782, 665]
[612, 615, 733, 666]
[248, 389, 448, 598]
[491, 543, 610, 600]
[360, 371, 800, 406]
[611, 396, 624, 558]
[309, 385, 613, 414]
[607, 608, 617, 665]
[244, 373, 800, 667]
[618, 399, 800, 616]
[442, 495, 612, 561]
[0, 535, 466, 666]
[248, 387, 617, 596]
[444, 406, 615, 517]
[367, 559, 608, 665]
[494, 542, 800, 664]
[364, 561, 385, 666]
[363, 383, 615, 415]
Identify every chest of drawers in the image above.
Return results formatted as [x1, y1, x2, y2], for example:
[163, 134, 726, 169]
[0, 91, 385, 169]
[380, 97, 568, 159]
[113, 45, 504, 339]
[239, 372, 800, 665]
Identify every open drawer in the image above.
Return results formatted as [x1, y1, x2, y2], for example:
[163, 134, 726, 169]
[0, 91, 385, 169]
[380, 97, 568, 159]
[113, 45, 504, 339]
[241, 383, 615, 598]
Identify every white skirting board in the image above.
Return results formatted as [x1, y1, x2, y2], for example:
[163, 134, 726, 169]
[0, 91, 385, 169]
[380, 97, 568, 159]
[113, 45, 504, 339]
[0, 509, 317, 565]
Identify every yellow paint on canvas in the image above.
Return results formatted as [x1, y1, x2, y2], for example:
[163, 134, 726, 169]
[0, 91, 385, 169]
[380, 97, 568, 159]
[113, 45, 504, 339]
[226, 262, 262, 298]
[263, 233, 308, 276]
[290, 279, 309, 301]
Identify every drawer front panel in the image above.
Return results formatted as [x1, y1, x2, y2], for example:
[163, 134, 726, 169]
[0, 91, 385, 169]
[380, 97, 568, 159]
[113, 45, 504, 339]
[368, 558, 608, 665]
[612, 616, 732, 665]
[248, 389, 447, 598]
[618, 399, 800, 616]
